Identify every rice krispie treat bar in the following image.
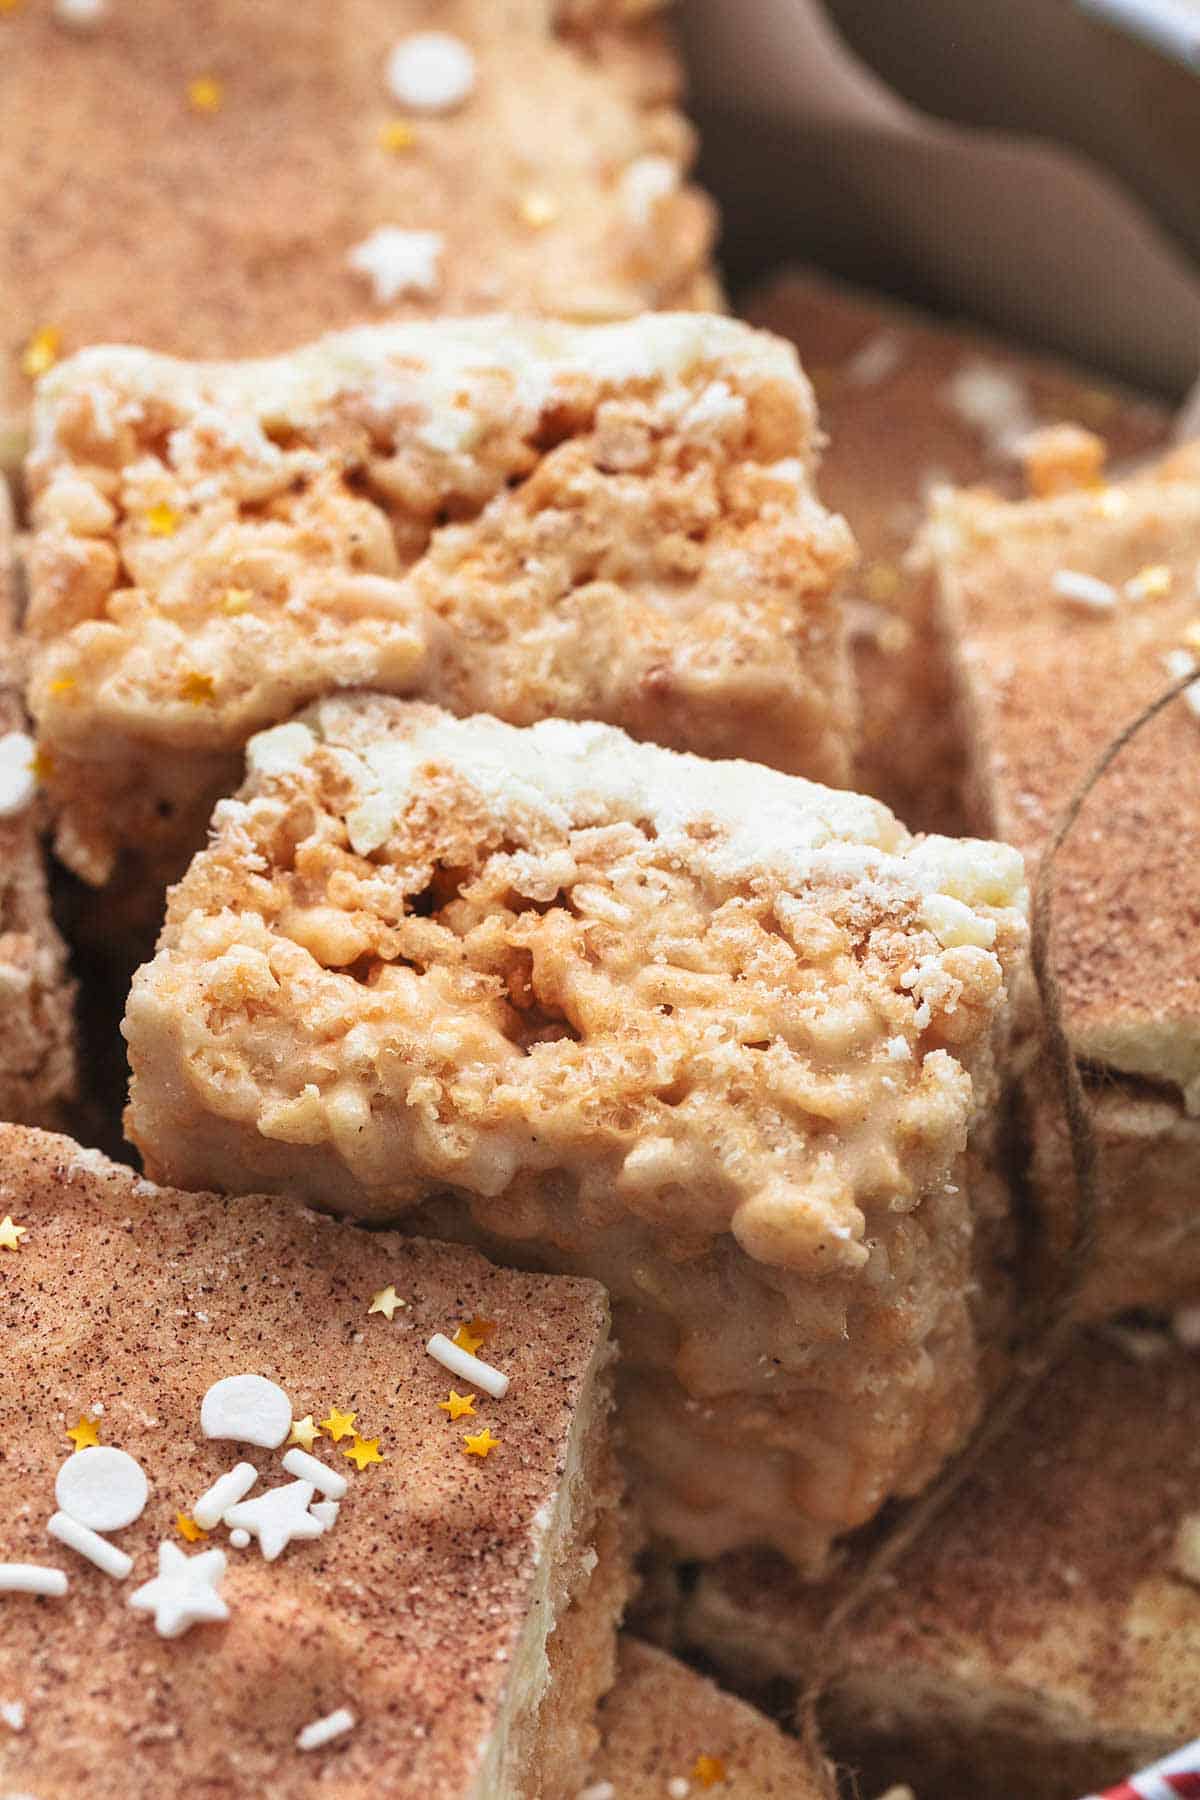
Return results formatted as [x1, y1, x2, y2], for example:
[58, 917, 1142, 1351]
[930, 441, 1200, 1316]
[0, 1124, 628, 1800]
[0, 478, 75, 1125]
[24, 314, 855, 918]
[124, 697, 1028, 1568]
[590, 1638, 827, 1797]
[0, 0, 717, 471]
[746, 268, 1170, 834]
[683, 1331, 1200, 1800]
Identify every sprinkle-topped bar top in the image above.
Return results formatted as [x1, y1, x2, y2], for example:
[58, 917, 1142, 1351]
[23, 311, 854, 903]
[931, 442, 1200, 1104]
[0, 1125, 625, 1800]
[0, 478, 75, 1126]
[591, 1639, 827, 1797]
[745, 267, 1171, 835]
[0, 0, 717, 467]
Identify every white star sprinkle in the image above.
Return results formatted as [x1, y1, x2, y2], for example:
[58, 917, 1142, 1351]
[222, 1480, 327, 1561]
[129, 1541, 229, 1639]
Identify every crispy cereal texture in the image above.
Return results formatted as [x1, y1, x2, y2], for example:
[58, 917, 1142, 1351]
[125, 698, 1027, 1565]
[24, 314, 854, 913]
[0, 0, 717, 470]
[0, 1124, 627, 1800]
[591, 1639, 828, 1796]
[684, 1333, 1200, 1800]
[745, 268, 1170, 834]
[0, 479, 75, 1125]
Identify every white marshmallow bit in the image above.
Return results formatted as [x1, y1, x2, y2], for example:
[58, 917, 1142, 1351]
[386, 32, 476, 112]
[0, 1563, 68, 1597]
[55, 1445, 148, 1532]
[47, 1511, 133, 1580]
[281, 1448, 348, 1500]
[296, 1706, 357, 1752]
[347, 227, 443, 304]
[426, 1332, 510, 1400]
[201, 1374, 293, 1449]
[193, 1461, 258, 1530]
[1051, 569, 1118, 612]
[0, 733, 37, 820]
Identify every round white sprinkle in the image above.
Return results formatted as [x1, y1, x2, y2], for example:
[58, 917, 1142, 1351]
[296, 1706, 356, 1752]
[346, 227, 443, 305]
[193, 1462, 258, 1530]
[281, 1448, 348, 1500]
[386, 32, 476, 113]
[55, 1445, 148, 1532]
[668, 1781, 691, 1799]
[0, 1564, 69, 1597]
[426, 1332, 510, 1400]
[0, 733, 37, 821]
[54, 0, 108, 26]
[47, 1511, 133, 1580]
[201, 1374, 293, 1449]
[228, 1528, 251, 1550]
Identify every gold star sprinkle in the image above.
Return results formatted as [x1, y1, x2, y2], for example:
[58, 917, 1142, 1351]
[146, 501, 179, 537]
[0, 1216, 28, 1251]
[288, 1415, 319, 1452]
[65, 1416, 100, 1451]
[1126, 563, 1173, 602]
[452, 1317, 496, 1355]
[48, 676, 77, 696]
[221, 586, 253, 615]
[175, 1512, 207, 1542]
[320, 1406, 357, 1443]
[438, 1389, 477, 1422]
[177, 670, 216, 705]
[516, 190, 559, 230]
[21, 326, 61, 380]
[692, 1754, 727, 1788]
[463, 1427, 500, 1459]
[187, 75, 223, 114]
[0, 1, 24, 16]
[379, 117, 416, 152]
[343, 1434, 384, 1471]
[368, 1285, 404, 1321]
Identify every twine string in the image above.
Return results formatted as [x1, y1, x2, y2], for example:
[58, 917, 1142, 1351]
[798, 672, 1198, 1798]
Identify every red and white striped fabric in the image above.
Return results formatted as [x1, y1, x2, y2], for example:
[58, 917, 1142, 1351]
[1083, 1741, 1200, 1799]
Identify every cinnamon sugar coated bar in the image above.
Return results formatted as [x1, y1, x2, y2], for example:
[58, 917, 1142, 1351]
[930, 441, 1200, 1315]
[684, 1332, 1200, 1800]
[591, 1638, 827, 1796]
[0, 478, 75, 1125]
[0, 0, 717, 469]
[124, 697, 1028, 1566]
[0, 1125, 628, 1799]
[746, 268, 1170, 834]
[23, 313, 854, 913]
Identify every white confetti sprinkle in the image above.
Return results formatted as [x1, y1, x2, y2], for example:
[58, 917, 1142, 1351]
[201, 1374, 293, 1449]
[347, 227, 443, 304]
[426, 1332, 510, 1400]
[386, 32, 476, 112]
[281, 1448, 348, 1500]
[55, 1446, 148, 1532]
[47, 1512, 132, 1580]
[0, 733, 37, 821]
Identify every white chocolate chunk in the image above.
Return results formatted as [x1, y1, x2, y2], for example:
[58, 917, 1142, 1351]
[201, 1374, 293, 1449]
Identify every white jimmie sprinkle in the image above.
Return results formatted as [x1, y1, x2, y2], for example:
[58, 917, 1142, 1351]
[0, 1563, 69, 1597]
[193, 1462, 258, 1531]
[47, 1512, 133, 1580]
[426, 1333, 510, 1400]
[1051, 569, 1118, 612]
[296, 1706, 357, 1752]
[281, 1449, 348, 1500]
[386, 31, 476, 112]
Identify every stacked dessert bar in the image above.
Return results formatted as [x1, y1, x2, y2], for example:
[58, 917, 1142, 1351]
[3, 3, 1198, 1795]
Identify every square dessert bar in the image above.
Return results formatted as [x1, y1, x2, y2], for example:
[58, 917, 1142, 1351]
[683, 1331, 1200, 1800]
[0, 0, 717, 470]
[930, 442, 1200, 1316]
[590, 1638, 827, 1797]
[0, 1124, 627, 1800]
[0, 478, 75, 1125]
[746, 268, 1170, 834]
[24, 313, 855, 913]
[125, 697, 1028, 1568]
